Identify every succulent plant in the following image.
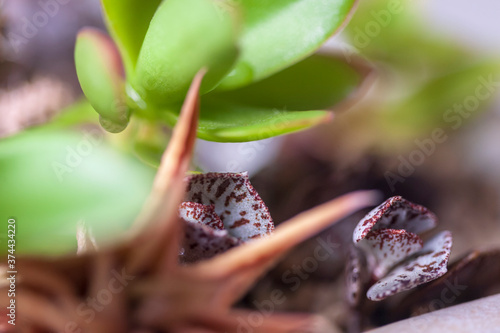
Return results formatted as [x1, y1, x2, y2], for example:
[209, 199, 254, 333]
[0, 72, 379, 332]
[75, 0, 371, 142]
[347, 196, 452, 302]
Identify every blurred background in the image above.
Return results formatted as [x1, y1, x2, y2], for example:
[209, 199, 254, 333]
[1, 0, 500, 330]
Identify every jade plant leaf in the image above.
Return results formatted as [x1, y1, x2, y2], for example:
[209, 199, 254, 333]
[0, 128, 155, 256]
[134, 0, 239, 106]
[218, 0, 358, 89]
[75, 28, 130, 133]
[101, 0, 162, 75]
[213, 53, 369, 110]
[159, 53, 369, 142]
[161, 100, 332, 142]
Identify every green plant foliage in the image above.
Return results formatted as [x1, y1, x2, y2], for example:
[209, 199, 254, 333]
[101, 0, 162, 75]
[0, 129, 155, 256]
[134, 0, 239, 105]
[75, 28, 130, 133]
[380, 61, 500, 142]
[214, 54, 365, 110]
[218, 0, 357, 89]
[75, 0, 365, 142]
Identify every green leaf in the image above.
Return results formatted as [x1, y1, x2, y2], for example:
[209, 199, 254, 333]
[344, 0, 469, 76]
[134, 0, 239, 106]
[217, 0, 357, 89]
[75, 28, 130, 133]
[0, 128, 155, 256]
[161, 99, 332, 142]
[380, 60, 500, 142]
[101, 0, 161, 75]
[213, 53, 370, 110]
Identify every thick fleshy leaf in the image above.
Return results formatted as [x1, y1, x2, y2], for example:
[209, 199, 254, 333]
[101, 0, 161, 75]
[185, 172, 274, 241]
[213, 53, 371, 110]
[345, 245, 368, 307]
[179, 202, 241, 263]
[353, 196, 437, 243]
[0, 128, 155, 256]
[360, 229, 423, 279]
[218, 0, 357, 89]
[75, 28, 130, 133]
[367, 231, 452, 301]
[134, 0, 239, 105]
[161, 99, 332, 142]
[179, 202, 224, 231]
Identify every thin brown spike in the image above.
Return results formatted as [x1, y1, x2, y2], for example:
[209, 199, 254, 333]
[126, 70, 205, 274]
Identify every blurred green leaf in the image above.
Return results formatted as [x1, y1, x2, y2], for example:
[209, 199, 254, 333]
[101, 0, 161, 75]
[75, 28, 130, 133]
[218, 0, 357, 89]
[161, 98, 332, 142]
[344, 0, 469, 76]
[0, 129, 154, 256]
[134, 0, 239, 106]
[214, 53, 369, 110]
[380, 60, 500, 142]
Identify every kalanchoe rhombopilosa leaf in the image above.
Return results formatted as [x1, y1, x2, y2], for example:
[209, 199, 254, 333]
[179, 171, 277, 262]
[75, 0, 369, 142]
[179, 172, 275, 262]
[348, 196, 452, 301]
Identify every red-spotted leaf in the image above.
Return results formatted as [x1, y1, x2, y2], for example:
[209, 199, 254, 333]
[186, 172, 274, 241]
[360, 229, 423, 279]
[179, 202, 224, 230]
[179, 202, 241, 262]
[367, 231, 452, 301]
[353, 196, 437, 243]
[345, 245, 368, 307]
[181, 219, 242, 263]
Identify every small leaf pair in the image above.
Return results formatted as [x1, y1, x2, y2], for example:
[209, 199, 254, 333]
[179, 172, 273, 262]
[348, 196, 452, 302]
[75, 0, 370, 142]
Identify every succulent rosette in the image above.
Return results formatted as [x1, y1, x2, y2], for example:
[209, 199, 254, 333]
[347, 196, 453, 302]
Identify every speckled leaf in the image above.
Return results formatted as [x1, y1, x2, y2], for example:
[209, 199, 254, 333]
[353, 196, 437, 243]
[360, 229, 423, 279]
[185, 172, 273, 240]
[179, 202, 224, 230]
[367, 231, 452, 301]
[218, 0, 358, 89]
[345, 245, 368, 307]
[179, 203, 242, 263]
